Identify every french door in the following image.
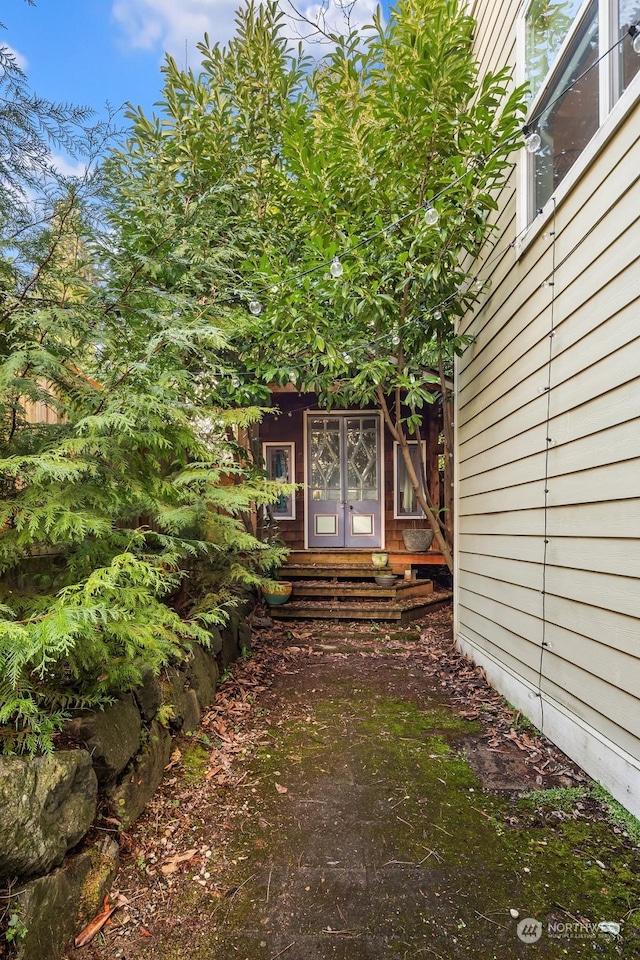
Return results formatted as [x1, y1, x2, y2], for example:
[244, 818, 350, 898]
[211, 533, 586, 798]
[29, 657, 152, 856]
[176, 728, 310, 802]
[307, 414, 382, 548]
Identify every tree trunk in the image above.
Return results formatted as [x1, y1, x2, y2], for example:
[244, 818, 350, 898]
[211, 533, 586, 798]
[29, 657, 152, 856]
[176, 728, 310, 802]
[375, 385, 453, 571]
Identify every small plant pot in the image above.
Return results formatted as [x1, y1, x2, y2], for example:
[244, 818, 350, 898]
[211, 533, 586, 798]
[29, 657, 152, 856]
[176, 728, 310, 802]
[371, 552, 389, 568]
[374, 574, 397, 587]
[261, 582, 292, 606]
[401, 529, 434, 552]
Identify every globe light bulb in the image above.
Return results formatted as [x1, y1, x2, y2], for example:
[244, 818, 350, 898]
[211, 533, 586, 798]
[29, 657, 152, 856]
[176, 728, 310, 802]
[248, 298, 262, 315]
[330, 256, 344, 278]
[524, 128, 541, 153]
[633, 31, 640, 54]
[424, 203, 439, 226]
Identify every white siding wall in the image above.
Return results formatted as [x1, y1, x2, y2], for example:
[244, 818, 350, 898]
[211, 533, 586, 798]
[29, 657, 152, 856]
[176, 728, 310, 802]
[456, 0, 640, 816]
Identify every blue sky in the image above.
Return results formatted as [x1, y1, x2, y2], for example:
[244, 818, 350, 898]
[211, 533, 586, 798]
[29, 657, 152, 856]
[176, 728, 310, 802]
[3, 0, 383, 127]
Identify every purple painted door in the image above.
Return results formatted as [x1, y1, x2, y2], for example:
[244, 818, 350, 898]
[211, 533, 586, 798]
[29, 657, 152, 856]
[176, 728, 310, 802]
[307, 414, 382, 549]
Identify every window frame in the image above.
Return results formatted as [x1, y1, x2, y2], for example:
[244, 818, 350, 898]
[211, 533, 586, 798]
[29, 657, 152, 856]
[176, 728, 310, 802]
[516, 0, 640, 241]
[393, 440, 427, 520]
[263, 441, 296, 521]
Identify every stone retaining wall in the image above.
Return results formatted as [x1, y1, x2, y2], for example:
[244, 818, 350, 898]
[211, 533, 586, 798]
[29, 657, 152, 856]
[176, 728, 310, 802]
[0, 607, 255, 960]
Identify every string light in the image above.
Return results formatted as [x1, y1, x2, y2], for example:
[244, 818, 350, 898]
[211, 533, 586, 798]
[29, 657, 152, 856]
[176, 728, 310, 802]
[329, 256, 344, 278]
[3, 18, 636, 326]
[424, 203, 439, 226]
[522, 125, 541, 154]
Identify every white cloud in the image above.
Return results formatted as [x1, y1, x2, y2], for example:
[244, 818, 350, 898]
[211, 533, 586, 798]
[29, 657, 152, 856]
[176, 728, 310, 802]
[112, 0, 379, 62]
[284, 0, 379, 45]
[112, 0, 238, 60]
[2, 42, 29, 70]
[49, 153, 89, 179]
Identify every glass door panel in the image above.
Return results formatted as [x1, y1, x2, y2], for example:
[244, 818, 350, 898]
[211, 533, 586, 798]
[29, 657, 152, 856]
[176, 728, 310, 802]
[308, 418, 343, 545]
[345, 417, 380, 547]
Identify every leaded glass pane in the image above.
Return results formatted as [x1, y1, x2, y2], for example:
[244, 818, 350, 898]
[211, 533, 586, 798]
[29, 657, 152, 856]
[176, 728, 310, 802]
[346, 418, 378, 501]
[310, 419, 341, 501]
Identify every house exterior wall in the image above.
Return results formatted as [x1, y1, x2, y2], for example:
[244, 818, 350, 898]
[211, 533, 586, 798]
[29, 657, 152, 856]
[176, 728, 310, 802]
[455, 0, 640, 815]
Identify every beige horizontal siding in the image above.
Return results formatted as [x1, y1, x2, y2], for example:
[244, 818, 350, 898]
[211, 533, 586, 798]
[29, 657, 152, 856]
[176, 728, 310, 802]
[460, 419, 640, 497]
[458, 600, 640, 749]
[460, 382, 640, 480]
[459, 115, 640, 394]
[456, 0, 640, 797]
[459, 331, 640, 462]
[460, 457, 640, 513]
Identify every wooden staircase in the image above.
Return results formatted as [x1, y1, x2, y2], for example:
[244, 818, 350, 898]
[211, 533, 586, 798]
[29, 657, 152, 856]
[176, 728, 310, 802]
[271, 550, 449, 623]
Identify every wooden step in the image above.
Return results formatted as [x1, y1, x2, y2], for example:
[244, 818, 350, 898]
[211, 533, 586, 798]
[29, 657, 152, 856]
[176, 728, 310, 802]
[270, 591, 451, 624]
[284, 564, 389, 580]
[283, 550, 446, 575]
[291, 579, 433, 601]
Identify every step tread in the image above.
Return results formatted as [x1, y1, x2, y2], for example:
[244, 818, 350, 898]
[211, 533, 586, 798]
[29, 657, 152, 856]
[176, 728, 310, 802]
[270, 591, 452, 623]
[291, 579, 433, 599]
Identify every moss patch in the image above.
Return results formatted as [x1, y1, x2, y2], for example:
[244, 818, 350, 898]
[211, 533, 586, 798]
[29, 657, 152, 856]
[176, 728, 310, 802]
[180, 743, 209, 784]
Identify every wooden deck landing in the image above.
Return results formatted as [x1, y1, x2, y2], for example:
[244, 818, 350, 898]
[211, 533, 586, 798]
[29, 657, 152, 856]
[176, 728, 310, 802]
[284, 548, 446, 575]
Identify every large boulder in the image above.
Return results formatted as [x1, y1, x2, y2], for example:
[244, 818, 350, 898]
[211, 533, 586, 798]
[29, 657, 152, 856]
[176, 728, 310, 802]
[65, 695, 142, 784]
[108, 721, 172, 829]
[15, 838, 119, 960]
[209, 626, 223, 655]
[238, 622, 252, 653]
[0, 751, 97, 883]
[221, 613, 240, 667]
[160, 667, 200, 733]
[134, 667, 162, 722]
[186, 644, 219, 712]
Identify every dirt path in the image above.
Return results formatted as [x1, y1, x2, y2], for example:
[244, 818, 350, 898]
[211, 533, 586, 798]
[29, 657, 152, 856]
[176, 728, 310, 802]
[84, 608, 639, 959]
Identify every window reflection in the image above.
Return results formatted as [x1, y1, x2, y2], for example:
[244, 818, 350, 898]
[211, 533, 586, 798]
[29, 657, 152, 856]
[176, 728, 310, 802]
[531, 0, 599, 210]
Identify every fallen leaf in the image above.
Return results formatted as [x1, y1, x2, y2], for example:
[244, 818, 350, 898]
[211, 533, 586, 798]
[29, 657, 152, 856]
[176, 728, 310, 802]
[165, 748, 182, 771]
[275, 782, 288, 794]
[74, 895, 127, 948]
[159, 849, 197, 876]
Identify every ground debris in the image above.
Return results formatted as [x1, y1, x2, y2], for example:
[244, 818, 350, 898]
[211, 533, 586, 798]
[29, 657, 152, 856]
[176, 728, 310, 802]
[80, 604, 636, 960]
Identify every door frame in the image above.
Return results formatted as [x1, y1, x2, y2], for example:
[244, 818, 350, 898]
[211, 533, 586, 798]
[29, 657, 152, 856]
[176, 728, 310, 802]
[303, 409, 386, 550]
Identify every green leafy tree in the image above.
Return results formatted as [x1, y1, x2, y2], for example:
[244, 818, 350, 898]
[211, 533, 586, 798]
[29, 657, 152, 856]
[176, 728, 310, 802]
[243, 0, 527, 569]
[104, 0, 310, 409]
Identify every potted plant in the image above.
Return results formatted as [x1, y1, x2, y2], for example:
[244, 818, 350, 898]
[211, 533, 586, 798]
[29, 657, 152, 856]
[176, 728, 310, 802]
[261, 579, 293, 606]
[371, 551, 389, 568]
[401, 524, 434, 553]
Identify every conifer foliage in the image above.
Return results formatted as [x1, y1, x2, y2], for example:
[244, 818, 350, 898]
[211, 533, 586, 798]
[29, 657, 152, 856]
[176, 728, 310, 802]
[0, 35, 286, 755]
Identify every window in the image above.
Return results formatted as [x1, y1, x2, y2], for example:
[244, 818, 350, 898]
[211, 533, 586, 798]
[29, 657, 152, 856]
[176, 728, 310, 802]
[263, 443, 295, 520]
[394, 441, 426, 519]
[619, 0, 640, 93]
[522, 0, 640, 214]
